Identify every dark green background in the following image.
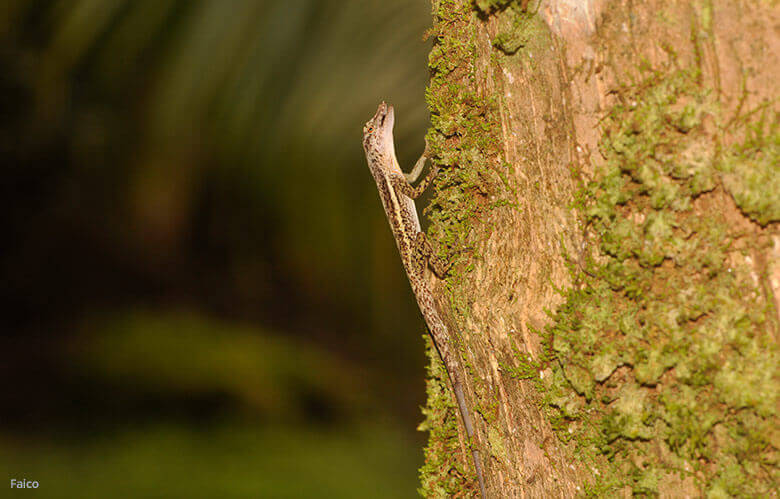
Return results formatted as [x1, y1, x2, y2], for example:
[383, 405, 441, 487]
[1, 1, 434, 496]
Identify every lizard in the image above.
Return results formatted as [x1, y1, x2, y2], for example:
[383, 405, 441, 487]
[362, 102, 487, 499]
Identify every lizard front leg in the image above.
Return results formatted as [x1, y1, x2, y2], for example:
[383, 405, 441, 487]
[414, 232, 451, 278]
[391, 165, 439, 200]
[404, 151, 427, 184]
[404, 140, 431, 183]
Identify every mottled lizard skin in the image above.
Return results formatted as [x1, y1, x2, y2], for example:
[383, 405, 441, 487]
[363, 102, 486, 498]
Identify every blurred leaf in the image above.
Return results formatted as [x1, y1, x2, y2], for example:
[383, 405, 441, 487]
[32, 0, 430, 163]
[1, 0, 432, 442]
[0, 423, 419, 498]
[72, 310, 370, 419]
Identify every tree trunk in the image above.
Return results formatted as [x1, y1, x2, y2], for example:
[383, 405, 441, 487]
[418, 1, 779, 497]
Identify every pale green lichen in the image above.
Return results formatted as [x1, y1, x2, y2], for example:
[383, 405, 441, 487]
[425, 2, 778, 497]
[717, 112, 780, 225]
[487, 427, 507, 460]
[544, 64, 778, 496]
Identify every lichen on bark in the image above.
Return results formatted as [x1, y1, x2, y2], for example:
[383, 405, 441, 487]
[418, 0, 778, 497]
[546, 64, 778, 496]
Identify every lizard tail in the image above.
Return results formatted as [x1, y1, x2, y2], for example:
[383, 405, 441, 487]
[472, 448, 487, 499]
[454, 381, 487, 499]
[414, 283, 486, 496]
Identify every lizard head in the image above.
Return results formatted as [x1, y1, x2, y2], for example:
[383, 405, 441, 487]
[362, 101, 395, 158]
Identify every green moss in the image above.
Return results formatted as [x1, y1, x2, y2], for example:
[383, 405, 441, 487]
[487, 426, 507, 460]
[489, 1, 542, 55]
[425, 0, 513, 279]
[423, 2, 777, 496]
[424, 0, 519, 320]
[502, 349, 541, 380]
[716, 112, 780, 225]
[418, 337, 476, 497]
[543, 60, 779, 496]
[472, 0, 518, 14]
[419, 0, 519, 494]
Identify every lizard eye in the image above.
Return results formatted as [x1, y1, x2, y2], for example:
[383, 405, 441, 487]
[367, 126, 374, 133]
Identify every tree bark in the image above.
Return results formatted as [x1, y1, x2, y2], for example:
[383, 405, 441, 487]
[419, 1, 779, 497]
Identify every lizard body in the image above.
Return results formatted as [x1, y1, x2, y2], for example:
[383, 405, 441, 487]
[362, 102, 486, 498]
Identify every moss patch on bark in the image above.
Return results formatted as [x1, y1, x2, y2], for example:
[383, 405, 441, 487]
[545, 63, 778, 496]
[419, 0, 515, 495]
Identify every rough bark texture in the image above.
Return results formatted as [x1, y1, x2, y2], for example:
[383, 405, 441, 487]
[418, 1, 778, 497]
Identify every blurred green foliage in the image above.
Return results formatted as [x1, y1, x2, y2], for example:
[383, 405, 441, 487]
[0, 424, 418, 498]
[1, 0, 435, 496]
[73, 310, 371, 419]
[1, 0, 433, 350]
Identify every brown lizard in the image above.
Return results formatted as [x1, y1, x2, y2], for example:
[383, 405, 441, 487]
[362, 102, 487, 498]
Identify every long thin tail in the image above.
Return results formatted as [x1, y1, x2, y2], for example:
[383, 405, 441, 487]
[454, 381, 487, 499]
[414, 282, 486, 497]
